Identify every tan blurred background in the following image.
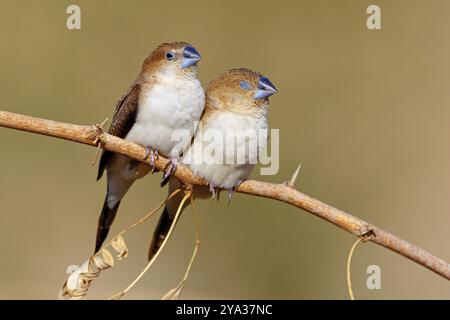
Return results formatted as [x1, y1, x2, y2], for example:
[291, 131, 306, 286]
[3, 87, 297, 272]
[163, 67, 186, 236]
[0, 0, 449, 299]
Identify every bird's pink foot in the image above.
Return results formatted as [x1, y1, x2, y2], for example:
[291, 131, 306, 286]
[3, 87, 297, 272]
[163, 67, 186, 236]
[208, 182, 217, 200]
[144, 146, 159, 173]
[227, 180, 243, 206]
[160, 158, 177, 186]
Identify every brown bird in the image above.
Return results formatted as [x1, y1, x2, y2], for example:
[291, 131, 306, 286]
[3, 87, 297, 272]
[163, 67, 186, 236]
[95, 42, 205, 253]
[148, 68, 277, 260]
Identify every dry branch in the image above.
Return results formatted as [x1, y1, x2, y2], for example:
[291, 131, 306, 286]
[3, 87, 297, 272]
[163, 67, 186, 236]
[1, 109, 449, 281]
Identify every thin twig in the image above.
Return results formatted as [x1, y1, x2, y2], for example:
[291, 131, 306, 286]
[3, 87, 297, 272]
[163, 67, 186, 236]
[286, 163, 302, 188]
[109, 190, 192, 300]
[346, 237, 367, 300]
[161, 194, 201, 299]
[1, 110, 449, 281]
[119, 188, 182, 236]
[60, 188, 183, 299]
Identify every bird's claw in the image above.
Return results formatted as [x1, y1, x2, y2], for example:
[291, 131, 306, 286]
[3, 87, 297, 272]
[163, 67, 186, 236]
[227, 189, 235, 207]
[206, 182, 240, 204]
[160, 158, 177, 187]
[208, 182, 216, 200]
[227, 181, 242, 206]
[144, 146, 159, 173]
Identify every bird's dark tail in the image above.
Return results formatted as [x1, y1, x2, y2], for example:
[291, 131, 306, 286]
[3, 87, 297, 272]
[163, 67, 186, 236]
[148, 205, 176, 261]
[95, 196, 121, 253]
[148, 177, 194, 260]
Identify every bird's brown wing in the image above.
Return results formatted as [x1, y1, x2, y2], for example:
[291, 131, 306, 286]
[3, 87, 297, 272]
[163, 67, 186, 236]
[97, 82, 141, 180]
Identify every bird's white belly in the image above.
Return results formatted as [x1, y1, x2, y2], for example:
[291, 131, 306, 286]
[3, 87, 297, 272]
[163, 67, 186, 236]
[183, 111, 267, 189]
[125, 80, 204, 158]
[190, 162, 254, 190]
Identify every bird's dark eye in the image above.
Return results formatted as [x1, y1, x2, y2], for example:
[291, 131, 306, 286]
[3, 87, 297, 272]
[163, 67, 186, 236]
[240, 81, 252, 90]
[165, 51, 175, 60]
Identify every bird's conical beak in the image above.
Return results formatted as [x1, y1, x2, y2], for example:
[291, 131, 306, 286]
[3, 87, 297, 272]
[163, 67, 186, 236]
[255, 76, 277, 100]
[181, 46, 201, 68]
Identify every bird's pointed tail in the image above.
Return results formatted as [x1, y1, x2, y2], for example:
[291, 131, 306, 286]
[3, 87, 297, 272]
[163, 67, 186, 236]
[148, 177, 189, 260]
[148, 205, 176, 260]
[95, 195, 121, 253]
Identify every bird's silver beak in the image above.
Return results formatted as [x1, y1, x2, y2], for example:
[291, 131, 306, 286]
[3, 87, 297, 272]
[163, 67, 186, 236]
[181, 46, 201, 68]
[255, 76, 277, 100]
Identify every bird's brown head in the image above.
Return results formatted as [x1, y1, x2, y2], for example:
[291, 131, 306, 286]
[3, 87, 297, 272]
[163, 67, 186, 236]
[206, 68, 277, 114]
[141, 41, 201, 79]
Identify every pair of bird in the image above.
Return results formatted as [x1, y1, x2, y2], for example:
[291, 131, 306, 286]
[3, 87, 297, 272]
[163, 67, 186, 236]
[95, 41, 277, 260]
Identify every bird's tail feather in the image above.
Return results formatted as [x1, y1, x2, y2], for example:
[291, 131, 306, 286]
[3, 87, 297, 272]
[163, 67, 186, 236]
[148, 205, 177, 261]
[148, 177, 192, 260]
[95, 196, 121, 253]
